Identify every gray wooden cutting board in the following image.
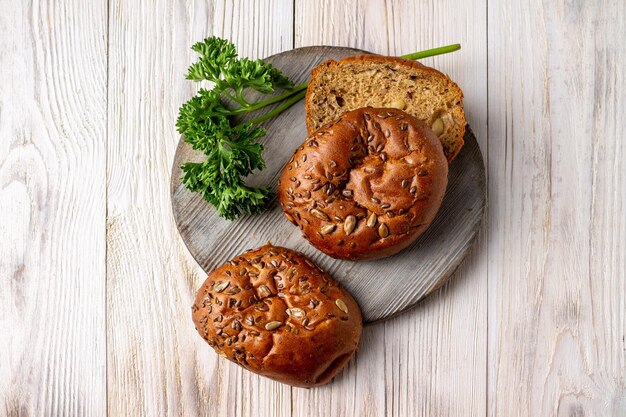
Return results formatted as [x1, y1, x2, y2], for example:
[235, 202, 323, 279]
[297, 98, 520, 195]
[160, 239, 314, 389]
[171, 46, 486, 323]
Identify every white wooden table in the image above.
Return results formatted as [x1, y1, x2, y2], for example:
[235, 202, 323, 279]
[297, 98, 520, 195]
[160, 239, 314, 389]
[1, 1, 624, 416]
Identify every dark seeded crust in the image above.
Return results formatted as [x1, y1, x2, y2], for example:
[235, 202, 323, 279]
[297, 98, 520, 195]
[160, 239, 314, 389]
[305, 54, 466, 162]
[192, 244, 362, 388]
[278, 107, 448, 260]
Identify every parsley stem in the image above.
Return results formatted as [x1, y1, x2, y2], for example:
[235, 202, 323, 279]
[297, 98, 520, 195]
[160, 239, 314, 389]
[235, 44, 461, 116]
[222, 90, 244, 106]
[232, 82, 308, 114]
[230, 44, 462, 120]
[400, 44, 461, 60]
[243, 89, 307, 125]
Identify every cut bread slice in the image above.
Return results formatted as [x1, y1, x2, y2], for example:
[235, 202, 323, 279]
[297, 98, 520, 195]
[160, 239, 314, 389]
[305, 55, 466, 161]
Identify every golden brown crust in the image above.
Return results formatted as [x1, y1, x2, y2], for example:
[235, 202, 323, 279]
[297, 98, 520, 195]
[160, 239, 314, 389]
[278, 107, 448, 260]
[305, 54, 466, 162]
[192, 244, 362, 387]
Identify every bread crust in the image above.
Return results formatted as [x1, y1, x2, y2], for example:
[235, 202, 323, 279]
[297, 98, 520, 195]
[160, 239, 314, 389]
[192, 244, 362, 387]
[305, 54, 466, 162]
[279, 107, 448, 260]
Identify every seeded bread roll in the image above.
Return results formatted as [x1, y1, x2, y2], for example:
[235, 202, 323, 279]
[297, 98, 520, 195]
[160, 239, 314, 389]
[192, 244, 362, 387]
[278, 107, 448, 260]
[305, 54, 466, 161]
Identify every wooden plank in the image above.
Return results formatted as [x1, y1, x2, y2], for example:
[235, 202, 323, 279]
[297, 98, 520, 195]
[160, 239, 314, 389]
[106, 1, 294, 416]
[0, 1, 107, 416]
[294, 0, 488, 416]
[487, 0, 626, 415]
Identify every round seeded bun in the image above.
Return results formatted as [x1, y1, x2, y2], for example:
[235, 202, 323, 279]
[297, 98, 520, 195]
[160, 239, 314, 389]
[278, 107, 448, 260]
[192, 244, 362, 388]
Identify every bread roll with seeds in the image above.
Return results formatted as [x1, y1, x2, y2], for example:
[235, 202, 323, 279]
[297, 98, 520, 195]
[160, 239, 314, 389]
[192, 244, 362, 387]
[278, 107, 448, 260]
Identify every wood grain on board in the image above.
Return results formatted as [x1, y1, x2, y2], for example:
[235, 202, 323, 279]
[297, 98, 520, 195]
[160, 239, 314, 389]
[0, 1, 107, 416]
[487, 0, 626, 415]
[170, 46, 486, 323]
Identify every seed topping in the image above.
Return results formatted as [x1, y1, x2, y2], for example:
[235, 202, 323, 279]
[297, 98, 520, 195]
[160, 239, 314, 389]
[265, 321, 283, 331]
[286, 308, 306, 318]
[320, 224, 336, 234]
[335, 299, 349, 314]
[311, 209, 329, 220]
[367, 213, 378, 228]
[343, 215, 356, 235]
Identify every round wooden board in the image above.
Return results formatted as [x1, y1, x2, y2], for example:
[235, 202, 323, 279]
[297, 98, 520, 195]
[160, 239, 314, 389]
[171, 46, 486, 323]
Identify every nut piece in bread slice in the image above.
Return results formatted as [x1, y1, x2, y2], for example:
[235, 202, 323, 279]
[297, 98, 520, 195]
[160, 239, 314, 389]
[305, 54, 466, 162]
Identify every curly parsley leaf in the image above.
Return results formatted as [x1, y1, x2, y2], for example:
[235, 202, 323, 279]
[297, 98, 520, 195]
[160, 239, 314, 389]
[177, 37, 296, 220]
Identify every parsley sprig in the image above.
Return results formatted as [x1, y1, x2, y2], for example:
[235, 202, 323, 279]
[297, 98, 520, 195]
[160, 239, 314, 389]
[176, 37, 306, 220]
[177, 37, 460, 220]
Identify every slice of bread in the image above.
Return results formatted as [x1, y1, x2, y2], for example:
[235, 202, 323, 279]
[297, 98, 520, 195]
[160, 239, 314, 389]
[305, 55, 466, 161]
